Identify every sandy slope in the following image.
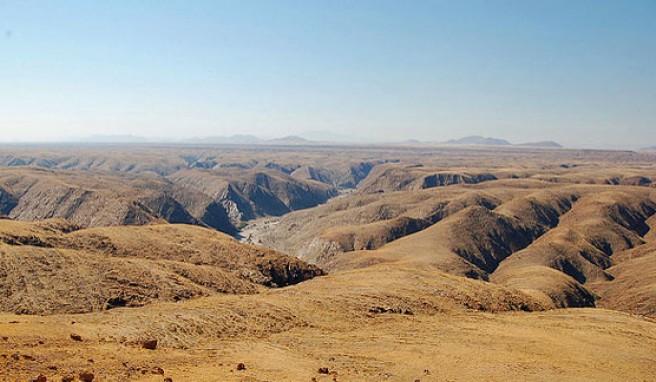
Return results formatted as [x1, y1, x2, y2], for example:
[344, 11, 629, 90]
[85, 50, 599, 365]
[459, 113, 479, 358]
[1, 265, 655, 381]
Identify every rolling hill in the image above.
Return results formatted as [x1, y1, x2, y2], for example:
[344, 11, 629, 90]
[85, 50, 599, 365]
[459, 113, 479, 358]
[0, 219, 322, 314]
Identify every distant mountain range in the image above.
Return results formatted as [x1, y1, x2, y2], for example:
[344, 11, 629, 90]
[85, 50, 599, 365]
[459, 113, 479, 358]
[75, 133, 562, 148]
[442, 135, 562, 148]
[445, 136, 511, 146]
[263, 135, 314, 145]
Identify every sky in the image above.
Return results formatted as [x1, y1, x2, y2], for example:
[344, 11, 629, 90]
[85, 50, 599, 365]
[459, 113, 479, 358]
[0, 1, 654, 148]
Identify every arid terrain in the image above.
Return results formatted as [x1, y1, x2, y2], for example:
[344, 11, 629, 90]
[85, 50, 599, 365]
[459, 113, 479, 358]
[1, 143, 655, 381]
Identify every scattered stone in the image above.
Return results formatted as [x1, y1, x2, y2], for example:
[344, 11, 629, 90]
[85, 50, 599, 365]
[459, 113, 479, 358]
[318, 367, 330, 374]
[11, 353, 20, 361]
[47, 366, 58, 370]
[32, 375, 47, 382]
[368, 306, 414, 315]
[70, 334, 83, 342]
[164, 378, 173, 382]
[1, 336, 8, 341]
[236, 363, 246, 371]
[424, 368, 430, 375]
[152, 366, 165, 375]
[61, 377, 74, 382]
[87, 358, 94, 363]
[78, 372, 94, 382]
[142, 339, 158, 350]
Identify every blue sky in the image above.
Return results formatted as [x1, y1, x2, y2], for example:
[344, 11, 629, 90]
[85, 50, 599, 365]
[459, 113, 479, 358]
[0, 1, 654, 148]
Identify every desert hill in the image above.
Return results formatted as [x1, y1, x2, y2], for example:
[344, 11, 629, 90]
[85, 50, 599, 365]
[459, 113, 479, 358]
[0, 219, 322, 314]
[0, 168, 236, 233]
[357, 163, 499, 193]
[258, 180, 656, 314]
[2, 253, 655, 381]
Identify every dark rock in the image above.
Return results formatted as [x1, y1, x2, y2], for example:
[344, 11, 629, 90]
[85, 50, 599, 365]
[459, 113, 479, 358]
[79, 372, 94, 382]
[32, 375, 47, 382]
[142, 339, 158, 350]
[318, 367, 330, 374]
[368, 306, 414, 315]
[152, 366, 164, 375]
[236, 363, 246, 371]
[70, 333, 83, 342]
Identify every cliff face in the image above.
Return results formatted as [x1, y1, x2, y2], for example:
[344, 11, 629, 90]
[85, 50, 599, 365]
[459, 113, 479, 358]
[169, 169, 337, 223]
[0, 186, 18, 215]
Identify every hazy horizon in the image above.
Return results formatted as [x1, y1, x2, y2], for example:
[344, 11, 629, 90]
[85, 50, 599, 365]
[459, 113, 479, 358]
[1, 1, 655, 149]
